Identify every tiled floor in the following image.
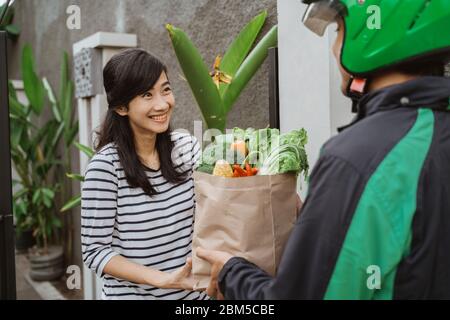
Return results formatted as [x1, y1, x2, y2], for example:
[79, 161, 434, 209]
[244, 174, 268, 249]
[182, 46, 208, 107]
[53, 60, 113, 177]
[15, 252, 41, 300]
[15, 251, 84, 300]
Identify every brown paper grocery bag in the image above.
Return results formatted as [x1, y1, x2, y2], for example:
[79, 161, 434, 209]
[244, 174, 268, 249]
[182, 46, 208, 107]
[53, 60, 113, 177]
[192, 171, 298, 290]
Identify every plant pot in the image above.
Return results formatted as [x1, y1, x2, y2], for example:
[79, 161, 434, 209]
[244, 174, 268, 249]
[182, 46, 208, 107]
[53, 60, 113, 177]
[29, 245, 65, 281]
[15, 229, 36, 252]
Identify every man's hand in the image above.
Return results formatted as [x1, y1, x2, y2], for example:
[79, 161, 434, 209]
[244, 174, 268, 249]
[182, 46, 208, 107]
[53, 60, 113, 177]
[196, 248, 233, 299]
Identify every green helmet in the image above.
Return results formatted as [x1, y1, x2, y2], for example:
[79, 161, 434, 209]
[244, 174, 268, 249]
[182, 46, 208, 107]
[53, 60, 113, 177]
[302, 0, 450, 76]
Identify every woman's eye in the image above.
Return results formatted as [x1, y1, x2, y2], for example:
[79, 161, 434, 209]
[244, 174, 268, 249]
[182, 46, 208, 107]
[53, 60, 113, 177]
[164, 87, 172, 92]
[143, 92, 152, 98]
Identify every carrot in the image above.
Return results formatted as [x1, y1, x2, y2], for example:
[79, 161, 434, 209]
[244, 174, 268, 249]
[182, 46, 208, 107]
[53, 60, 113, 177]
[244, 163, 252, 176]
[233, 165, 247, 177]
[232, 163, 258, 177]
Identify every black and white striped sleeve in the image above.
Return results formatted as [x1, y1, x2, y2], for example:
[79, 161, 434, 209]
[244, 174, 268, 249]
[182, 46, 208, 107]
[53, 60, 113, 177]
[172, 133, 201, 172]
[191, 135, 201, 170]
[81, 152, 119, 278]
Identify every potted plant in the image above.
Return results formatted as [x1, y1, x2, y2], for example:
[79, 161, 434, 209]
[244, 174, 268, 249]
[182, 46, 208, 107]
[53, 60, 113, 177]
[9, 44, 77, 281]
[166, 10, 278, 132]
[13, 186, 36, 252]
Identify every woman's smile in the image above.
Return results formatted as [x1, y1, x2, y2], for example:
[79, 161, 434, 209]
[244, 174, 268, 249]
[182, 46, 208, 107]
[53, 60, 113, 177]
[149, 111, 170, 123]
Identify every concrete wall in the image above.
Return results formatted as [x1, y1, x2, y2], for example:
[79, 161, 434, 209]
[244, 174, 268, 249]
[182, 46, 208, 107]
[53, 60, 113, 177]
[8, 0, 277, 133]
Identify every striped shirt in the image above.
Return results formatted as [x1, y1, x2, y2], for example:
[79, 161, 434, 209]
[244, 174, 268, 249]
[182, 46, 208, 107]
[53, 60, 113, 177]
[81, 132, 207, 300]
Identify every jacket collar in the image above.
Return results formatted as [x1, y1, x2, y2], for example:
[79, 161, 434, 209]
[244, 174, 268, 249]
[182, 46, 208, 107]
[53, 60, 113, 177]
[339, 76, 450, 132]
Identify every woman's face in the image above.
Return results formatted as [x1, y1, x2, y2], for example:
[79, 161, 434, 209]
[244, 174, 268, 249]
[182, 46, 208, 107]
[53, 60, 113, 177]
[116, 71, 174, 135]
[332, 18, 352, 94]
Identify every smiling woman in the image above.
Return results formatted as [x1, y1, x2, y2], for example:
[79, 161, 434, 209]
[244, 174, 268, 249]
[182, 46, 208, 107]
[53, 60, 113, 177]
[80, 49, 207, 300]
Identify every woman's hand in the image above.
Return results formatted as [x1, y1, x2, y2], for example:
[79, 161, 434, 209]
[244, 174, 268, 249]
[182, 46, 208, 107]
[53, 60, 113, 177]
[196, 247, 233, 299]
[153, 258, 195, 290]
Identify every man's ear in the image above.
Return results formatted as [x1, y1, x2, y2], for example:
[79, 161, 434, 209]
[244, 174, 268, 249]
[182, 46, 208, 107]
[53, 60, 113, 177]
[115, 106, 128, 117]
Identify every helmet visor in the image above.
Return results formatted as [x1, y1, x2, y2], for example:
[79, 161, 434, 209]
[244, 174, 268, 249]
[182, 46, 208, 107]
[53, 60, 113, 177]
[302, 0, 346, 36]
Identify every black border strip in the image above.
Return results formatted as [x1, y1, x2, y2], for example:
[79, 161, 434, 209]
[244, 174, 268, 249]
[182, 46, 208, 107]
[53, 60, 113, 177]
[268, 47, 280, 130]
[0, 30, 17, 300]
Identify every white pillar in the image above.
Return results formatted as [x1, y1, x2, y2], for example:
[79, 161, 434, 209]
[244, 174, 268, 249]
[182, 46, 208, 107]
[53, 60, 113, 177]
[73, 32, 137, 300]
[277, 0, 352, 195]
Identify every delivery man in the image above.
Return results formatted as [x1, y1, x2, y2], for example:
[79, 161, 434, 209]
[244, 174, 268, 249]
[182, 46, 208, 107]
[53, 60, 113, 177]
[197, 0, 450, 299]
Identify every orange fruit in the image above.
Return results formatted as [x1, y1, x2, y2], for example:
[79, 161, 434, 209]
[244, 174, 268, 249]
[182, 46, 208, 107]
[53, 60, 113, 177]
[230, 140, 248, 156]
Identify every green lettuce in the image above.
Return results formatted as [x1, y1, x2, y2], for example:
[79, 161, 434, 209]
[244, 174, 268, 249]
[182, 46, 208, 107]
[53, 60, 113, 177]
[197, 127, 309, 177]
[259, 129, 309, 177]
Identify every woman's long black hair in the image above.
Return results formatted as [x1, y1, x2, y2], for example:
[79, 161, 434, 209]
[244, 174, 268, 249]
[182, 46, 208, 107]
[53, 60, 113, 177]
[97, 48, 186, 196]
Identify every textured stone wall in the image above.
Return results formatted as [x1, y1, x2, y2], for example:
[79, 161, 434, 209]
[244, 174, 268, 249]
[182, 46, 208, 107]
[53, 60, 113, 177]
[8, 0, 277, 133]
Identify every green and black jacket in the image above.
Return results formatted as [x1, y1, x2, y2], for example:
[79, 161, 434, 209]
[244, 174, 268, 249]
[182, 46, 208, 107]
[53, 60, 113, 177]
[218, 76, 450, 299]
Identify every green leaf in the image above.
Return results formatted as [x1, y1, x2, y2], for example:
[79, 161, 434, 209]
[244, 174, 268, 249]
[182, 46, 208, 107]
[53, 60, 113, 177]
[59, 52, 73, 130]
[10, 118, 24, 147]
[66, 173, 85, 182]
[166, 24, 225, 131]
[62, 81, 73, 127]
[30, 120, 55, 152]
[219, 10, 267, 96]
[46, 223, 52, 237]
[43, 196, 52, 209]
[0, 4, 14, 26]
[42, 77, 62, 122]
[32, 189, 41, 205]
[0, 5, 5, 25]
[65, 120, 79, 148]
[41, 121, 58, 156]
[49, 122, 65, 154]
[60, 195, 81, 212]
[8, 81, 17, 100]
[52, 217, 62, 228]
[222, 25, 278, 113]
[9, 94, 26, 118]
[9, 113, 36, 130]
[42, 188, 55, 200]
[21, 45, 46, 115]
[14, 201, 28, 220]
[46, 159, 64, 166]
[74, 142, 95, 158]
[18, 122, 32, 152]
[13, 188, 29, 201]
[5, 24, 20, 36]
